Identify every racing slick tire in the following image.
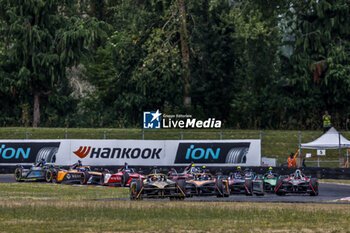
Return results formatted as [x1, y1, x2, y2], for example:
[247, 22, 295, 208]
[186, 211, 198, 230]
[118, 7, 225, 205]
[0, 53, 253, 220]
[14, 168, 23, 182]
[275, 178, 285, 196]
[51, 169, 58, 183]
[80, 171, 90, 185]
[122, 172, 130, 187]
[254, 180, 265, 196]
[176, 179, 186, 198]
[130, 179, 143, 200]
[310, 178, 319, 196]
[99, 172, 105, 185]
[245, 180, 253, 196]
[45, 169, 54, 183]
[216, 179, 226, 197]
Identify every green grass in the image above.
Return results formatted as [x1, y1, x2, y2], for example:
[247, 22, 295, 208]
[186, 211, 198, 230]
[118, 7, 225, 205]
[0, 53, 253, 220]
[320, 179, 350, 185]
[1, 183, 350, 232]
[1, 127, 349, 166]
[0, 183, 128, 201]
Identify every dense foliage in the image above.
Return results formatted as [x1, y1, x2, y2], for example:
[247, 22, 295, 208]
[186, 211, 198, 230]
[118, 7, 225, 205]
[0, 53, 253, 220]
[0, 0, 350, 129]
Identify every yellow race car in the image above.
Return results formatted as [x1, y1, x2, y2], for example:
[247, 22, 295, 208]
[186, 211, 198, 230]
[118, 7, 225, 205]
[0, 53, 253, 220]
[129, 172, 186, 200]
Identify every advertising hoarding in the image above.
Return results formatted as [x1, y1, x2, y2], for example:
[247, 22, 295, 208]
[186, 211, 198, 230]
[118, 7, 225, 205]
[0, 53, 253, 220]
[0, 139, 261, 166]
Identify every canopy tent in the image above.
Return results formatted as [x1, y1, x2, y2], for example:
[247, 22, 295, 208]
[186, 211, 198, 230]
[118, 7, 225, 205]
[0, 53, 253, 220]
[300, 127, 350, 149]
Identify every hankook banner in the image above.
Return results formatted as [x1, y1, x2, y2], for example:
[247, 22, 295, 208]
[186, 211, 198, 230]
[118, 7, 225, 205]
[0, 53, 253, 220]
[0, 139, 261, 166]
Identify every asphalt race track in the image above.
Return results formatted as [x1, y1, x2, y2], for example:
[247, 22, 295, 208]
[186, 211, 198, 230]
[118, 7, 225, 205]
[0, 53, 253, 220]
[1, 174, 349, 203]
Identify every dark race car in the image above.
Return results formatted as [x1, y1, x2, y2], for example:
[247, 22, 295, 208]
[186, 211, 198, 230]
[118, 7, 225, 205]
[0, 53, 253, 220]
[228, 170, 264, 196]
[168, 164, 207, 181]
[14, 164, 55, 182]
[52, 166, 103, 185]
[275, 169, 319, 196]
[185, 173, 230, 197]
[129, 173, 186, 200]
[102, 167, 145, 187]
[168, 168, 196, 180]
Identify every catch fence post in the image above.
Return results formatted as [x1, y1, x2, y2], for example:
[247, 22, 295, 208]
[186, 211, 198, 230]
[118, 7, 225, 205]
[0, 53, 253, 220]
[339, 132, 342, 167]
[104, 131, 106, 139]
[260, 131, 262, 164]
[25, 132, 29, 140]
[299, 131, 302, 167]
[65, 130, 68, 139]
[142, 130, 145, 140]
[180, 131, 183, 140]
[220, 131, 223, 140]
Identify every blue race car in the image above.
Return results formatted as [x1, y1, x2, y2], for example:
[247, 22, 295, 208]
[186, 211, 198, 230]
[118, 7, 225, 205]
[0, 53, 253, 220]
[14, 161, 55, 182]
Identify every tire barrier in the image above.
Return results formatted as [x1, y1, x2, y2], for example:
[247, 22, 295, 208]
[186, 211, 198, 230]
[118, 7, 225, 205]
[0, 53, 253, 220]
[225, 147, 248, 164]
[35, 147, 58, 164]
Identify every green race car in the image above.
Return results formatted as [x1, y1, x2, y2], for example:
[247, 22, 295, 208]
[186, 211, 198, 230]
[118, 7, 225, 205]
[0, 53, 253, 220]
[263, 172, 279, 192]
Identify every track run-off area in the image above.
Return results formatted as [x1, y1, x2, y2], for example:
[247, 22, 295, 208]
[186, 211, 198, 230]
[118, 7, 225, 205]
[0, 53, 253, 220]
[1, 174, 350, 204]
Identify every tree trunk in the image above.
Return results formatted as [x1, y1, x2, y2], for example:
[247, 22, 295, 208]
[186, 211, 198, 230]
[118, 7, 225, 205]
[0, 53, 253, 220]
[33, 92, 40, 127]
[177, 0, 191, 106]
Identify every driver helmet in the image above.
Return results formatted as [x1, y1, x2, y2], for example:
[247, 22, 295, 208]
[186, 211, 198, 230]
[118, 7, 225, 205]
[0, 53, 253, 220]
[294, 170, 301, 179]
[269, 167, 273, 170]
[78, 160, 82, 166]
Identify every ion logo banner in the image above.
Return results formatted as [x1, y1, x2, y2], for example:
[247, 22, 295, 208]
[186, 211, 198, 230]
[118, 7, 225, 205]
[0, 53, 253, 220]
[174, 142, 251, 164]
[0, 142, 60, 164]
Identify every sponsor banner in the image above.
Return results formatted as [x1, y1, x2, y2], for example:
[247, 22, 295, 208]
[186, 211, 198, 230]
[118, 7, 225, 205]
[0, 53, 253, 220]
[0, 142, 60, 164]
[67, 140, 166, 166]
[0, 139, 260, 167]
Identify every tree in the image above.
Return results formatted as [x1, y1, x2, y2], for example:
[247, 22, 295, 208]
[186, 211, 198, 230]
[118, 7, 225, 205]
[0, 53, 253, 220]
[289, 0, 350, 129]
[0, 0, 105, 127]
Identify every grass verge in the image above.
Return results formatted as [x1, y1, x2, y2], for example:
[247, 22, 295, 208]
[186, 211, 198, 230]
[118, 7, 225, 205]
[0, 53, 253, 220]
[0, 183, 128, 201]
[319, 179, 350, 185]
[1, 199, 350, 232]
[1, 183, 350, 232]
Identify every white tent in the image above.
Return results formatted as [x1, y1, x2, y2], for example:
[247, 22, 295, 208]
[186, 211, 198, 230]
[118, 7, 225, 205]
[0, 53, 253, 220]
[300, 127, 350, 149]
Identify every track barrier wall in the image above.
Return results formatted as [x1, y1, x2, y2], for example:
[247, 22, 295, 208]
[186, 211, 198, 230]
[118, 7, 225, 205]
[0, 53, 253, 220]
[0, 139, 260, 166]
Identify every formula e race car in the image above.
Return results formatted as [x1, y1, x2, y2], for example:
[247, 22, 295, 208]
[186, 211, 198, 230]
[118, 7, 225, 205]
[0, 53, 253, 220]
[168, 164, 208, 180]
[53, 166, 103, 184]
[228, 170, 264, 196]
[102, 167, 144, 187]
[129, 173, 186, 200]
[185, 173, 230, 197]
[274, 169, 319, 196]
[14, 164, 55, 182]
[263, 173, 280, 192]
